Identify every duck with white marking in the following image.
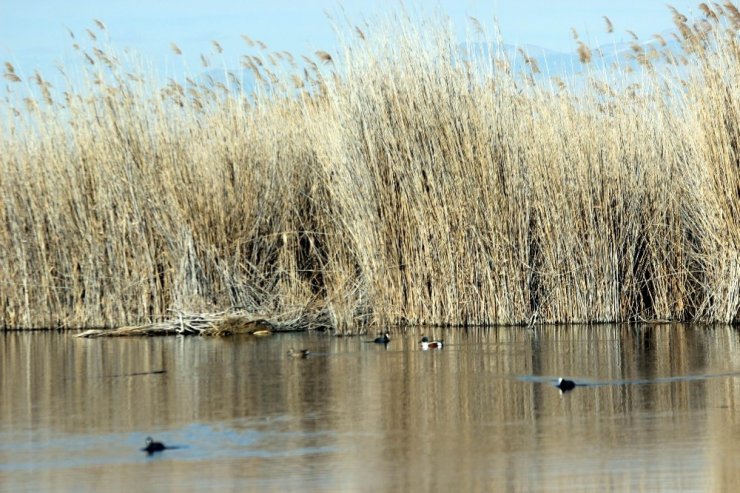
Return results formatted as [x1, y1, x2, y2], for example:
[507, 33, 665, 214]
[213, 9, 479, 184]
[419, 335, 444, 350]
[556, 378, 576, 392]
[370, 332, 390, 344]
[142, 437, 168, 454]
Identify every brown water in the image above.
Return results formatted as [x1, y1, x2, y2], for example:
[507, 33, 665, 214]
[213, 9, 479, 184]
[0, 325, 738, 492]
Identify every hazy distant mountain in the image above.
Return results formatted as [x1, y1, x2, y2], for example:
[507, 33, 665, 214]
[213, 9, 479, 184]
[462, 34, 687, 79]
[191, 35, 689, 96]
[595, 36, 686, 67]
[460, 42, 574, 76]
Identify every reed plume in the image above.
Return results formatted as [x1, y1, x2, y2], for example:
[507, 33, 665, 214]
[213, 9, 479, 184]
[603, 16, 614, 33]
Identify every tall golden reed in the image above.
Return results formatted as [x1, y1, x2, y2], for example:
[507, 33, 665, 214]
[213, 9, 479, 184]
[0, 3, 737, 329]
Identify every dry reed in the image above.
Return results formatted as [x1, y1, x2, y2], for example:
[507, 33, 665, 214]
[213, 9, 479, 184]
[0, 3, 738, 332]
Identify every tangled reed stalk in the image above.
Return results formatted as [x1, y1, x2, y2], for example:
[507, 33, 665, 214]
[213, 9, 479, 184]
[74, 307, 333, 338]
[1, 3, 738, 333]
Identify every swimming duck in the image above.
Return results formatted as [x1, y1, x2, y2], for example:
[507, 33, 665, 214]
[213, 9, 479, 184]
[287, 348, 310, 358]
[372, 332, 390, 344]
[556, 378, 576, 392]
[142, 437, 167, 454]
[419, 336, 444, 350]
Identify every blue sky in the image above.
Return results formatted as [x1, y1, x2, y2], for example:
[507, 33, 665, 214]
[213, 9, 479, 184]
[1, 1, 703, 79]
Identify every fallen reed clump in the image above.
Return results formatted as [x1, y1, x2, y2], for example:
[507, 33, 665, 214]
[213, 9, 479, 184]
[1, 3, 738, 333]
[74, 307, 334, 337]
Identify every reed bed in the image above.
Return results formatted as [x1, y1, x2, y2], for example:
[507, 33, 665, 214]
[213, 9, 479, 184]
[1, 3, 738, 331]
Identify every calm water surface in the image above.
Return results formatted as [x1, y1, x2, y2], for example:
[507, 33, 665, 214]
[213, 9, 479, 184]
[1, 325, 738, 492]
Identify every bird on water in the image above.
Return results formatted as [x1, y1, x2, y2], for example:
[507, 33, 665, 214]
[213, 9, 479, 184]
[287, 348, 310, 358]
[371, 332, 390, 344]
[142, 437, 168, 454]
[419, 335, 444, 349]
[556, 378, 576, 392]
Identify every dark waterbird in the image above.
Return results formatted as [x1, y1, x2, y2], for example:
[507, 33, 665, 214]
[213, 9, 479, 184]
[369, 332, 390, 344]
[141, 437, 170, 454]
[556, 378, 577, 392]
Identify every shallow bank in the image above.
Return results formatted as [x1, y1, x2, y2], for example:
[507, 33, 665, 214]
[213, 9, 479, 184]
[74, 309, 334, 338]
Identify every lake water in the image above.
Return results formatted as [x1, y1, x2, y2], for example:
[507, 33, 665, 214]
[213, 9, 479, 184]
[1, 325, 738, 492]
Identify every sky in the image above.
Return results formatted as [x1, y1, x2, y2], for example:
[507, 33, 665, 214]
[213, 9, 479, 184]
[1, 1, 705, 80]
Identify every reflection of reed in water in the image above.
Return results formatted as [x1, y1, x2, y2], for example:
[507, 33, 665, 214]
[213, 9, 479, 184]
[1, 325, 738, 491]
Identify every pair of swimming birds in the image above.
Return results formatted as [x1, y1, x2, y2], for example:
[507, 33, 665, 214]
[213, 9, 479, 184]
[287, 333, 444, 357]
[370, 333, 444, 349]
